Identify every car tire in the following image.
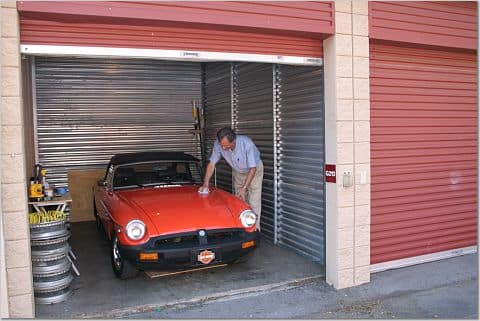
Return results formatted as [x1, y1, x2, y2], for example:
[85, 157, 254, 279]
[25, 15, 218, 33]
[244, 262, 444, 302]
[111, 235, 139, 279]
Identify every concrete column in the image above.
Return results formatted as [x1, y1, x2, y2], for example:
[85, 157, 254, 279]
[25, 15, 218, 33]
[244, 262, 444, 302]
[1, 1, 35, 317]
[324, 0, 371, 289]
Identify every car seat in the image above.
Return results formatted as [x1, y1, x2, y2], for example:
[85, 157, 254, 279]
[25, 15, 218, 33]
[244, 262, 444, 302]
[113, 167, 137, 187]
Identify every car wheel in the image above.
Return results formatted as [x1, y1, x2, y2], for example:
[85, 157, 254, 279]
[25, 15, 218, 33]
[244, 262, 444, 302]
[111, 235, 139, 279]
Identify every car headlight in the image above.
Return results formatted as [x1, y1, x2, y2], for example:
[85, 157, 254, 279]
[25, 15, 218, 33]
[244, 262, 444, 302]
[239, 210, 256, 228]
[125, 220, 146, 240]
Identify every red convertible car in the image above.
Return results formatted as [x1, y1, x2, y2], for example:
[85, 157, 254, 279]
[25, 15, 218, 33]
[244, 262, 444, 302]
[93, 151, 260, 279]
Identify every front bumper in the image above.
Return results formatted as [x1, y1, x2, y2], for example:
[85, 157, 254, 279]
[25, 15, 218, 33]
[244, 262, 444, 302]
[118, 228, 260, 271]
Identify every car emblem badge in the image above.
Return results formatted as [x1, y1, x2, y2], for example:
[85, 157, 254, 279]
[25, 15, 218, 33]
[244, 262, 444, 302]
[198, 250, 215, 264]
[198, 230, 206, 237]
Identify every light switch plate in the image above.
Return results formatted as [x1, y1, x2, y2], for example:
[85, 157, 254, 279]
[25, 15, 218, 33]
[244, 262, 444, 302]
[360, 171, 367, 185]
[343, 171, 353, 188]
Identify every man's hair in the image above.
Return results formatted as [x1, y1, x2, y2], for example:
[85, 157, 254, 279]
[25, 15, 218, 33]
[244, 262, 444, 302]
[217, 127, 236, 143]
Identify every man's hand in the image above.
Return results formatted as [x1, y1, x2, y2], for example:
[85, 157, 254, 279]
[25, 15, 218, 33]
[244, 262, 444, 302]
[198, 185, 210, 195]
[236, 186, 247, 201]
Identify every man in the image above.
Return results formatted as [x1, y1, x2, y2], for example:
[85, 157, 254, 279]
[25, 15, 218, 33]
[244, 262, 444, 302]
[200, 127, 263, 231]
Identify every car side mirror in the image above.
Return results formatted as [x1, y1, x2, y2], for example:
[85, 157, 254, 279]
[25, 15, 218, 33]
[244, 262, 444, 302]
[97, 179, 107, 187]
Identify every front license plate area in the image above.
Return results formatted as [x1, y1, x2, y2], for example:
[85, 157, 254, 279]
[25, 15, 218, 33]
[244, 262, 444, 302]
[196, 249, 217, 265]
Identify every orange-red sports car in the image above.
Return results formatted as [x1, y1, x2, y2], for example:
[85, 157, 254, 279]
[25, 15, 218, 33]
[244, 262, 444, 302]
[93, 151, 259, 279]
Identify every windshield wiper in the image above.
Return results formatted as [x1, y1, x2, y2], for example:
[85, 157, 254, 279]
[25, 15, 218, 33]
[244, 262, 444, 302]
[139, 182, 174, 187]
[114, 183, 144, 190]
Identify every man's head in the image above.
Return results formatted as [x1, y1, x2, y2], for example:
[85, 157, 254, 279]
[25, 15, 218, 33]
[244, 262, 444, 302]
[217, 127, 236, 150]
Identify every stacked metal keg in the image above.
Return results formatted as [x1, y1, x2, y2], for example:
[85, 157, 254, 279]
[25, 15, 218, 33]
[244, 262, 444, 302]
[30, 218, 74, 304]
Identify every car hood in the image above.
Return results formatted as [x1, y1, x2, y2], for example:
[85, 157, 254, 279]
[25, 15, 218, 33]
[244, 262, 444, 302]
[117, 185, 240, 236]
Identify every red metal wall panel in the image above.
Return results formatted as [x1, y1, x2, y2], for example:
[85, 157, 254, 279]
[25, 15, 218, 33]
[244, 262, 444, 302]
[19, 17, 324, 57]
[369, 1, 477, 50]
[18, 1, 334, 57]
[18, 1, 334, 36]
[370, 41, 478, 264]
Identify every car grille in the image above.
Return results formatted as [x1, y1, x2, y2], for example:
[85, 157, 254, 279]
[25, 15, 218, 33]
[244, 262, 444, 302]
[152, 229, 243, 249]
[207, 230, 242, 243]
[155, 235, 198, 248]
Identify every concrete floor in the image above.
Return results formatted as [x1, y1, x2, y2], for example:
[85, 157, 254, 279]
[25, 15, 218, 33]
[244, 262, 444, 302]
[124, 253, 478, 319]
[35, 221, 325, 318]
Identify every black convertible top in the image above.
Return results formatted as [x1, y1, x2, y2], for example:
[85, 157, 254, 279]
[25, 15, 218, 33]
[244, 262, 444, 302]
[110, 151, 200, 166]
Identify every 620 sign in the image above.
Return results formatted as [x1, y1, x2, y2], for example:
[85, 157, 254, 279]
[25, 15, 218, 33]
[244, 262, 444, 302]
[325, 164, 336, 183]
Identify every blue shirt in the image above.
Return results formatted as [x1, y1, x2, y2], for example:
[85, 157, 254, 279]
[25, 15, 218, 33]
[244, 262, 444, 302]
[209, 135, 261, 173]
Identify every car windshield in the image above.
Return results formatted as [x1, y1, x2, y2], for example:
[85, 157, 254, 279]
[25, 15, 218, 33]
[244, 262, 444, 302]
[113, 161, 202, 189]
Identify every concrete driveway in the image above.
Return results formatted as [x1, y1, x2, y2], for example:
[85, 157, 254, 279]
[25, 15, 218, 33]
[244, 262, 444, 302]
[35, 221, 325, 318]
[123, 253, 478, 319]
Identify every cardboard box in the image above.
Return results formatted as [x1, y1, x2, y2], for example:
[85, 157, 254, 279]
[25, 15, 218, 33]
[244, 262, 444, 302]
[68, 169, 105, 222]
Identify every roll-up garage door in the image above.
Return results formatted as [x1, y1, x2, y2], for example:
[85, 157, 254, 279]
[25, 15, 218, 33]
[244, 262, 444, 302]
[276, 65, 325, 262]
[234, 62, 275, 241]
[34, 57, 202, 187]
[370, 42, 478, 264]
[203, 63, 233, 192]
[19, 2, 331, 58]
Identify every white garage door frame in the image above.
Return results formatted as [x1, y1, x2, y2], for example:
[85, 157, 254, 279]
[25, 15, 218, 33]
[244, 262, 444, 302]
[22, 43, 327, 265]
[20, 44, 323, 66]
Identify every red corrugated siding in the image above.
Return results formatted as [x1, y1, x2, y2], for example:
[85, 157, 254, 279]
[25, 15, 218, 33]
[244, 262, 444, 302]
[369, 1, 477, 50]
[370, 41, 478, 264]
[18, 1, 334, 57]
[19, 17, 324, 57]
[18, 1, 334, 35]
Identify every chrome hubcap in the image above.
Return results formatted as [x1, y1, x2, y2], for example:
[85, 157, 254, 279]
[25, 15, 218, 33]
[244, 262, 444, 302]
[112, 238, 122, 270]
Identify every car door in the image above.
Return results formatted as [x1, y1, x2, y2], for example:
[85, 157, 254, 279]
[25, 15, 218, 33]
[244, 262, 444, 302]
[97, 164, 116, 237]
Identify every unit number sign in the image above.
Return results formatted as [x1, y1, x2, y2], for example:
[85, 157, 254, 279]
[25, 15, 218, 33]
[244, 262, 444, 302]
[325, 164, 336, 183]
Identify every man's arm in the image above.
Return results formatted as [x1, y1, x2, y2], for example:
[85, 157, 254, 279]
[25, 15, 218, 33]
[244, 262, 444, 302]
[201, 141, 221, 190]
[202, 162, 216, 188]
[242, 143, 259, 191]
[242, 167, 257, 190]
[236, 166, 257, 201]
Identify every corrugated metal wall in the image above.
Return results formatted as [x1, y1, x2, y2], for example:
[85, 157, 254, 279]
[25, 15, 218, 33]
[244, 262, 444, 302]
[370, 42, 478, 264]
[276, 65, 325, 262]
[203, 62, 326, 259]
[19, 2, 331, 57]
[34, 57, 202, 187]
[203, 62, 233, 192]
[18, 1, 335, 35]
[369, 1, 477, 50]
[234, 62, 276, 241]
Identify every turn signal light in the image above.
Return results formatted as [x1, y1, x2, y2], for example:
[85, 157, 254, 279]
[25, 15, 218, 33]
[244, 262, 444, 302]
[139, 253, 158, 261]
[242, 241, 255, 249]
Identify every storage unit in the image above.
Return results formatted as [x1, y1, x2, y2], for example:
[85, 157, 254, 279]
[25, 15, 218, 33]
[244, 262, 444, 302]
[369, 1, 478, 267]
[11, 7, 337, 315]
[31, 56, 327, 262]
